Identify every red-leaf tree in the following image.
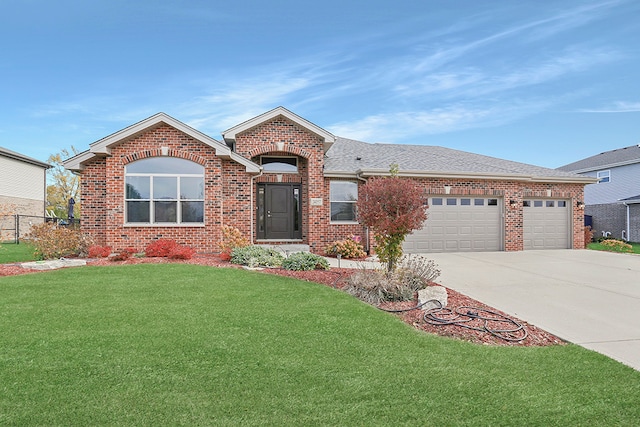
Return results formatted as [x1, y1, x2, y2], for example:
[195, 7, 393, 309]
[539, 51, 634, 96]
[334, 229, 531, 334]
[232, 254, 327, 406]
[357, 171, 427, 271]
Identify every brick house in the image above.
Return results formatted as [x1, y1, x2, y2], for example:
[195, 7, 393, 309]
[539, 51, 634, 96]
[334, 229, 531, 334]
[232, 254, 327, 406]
[63, 107, 595, 254]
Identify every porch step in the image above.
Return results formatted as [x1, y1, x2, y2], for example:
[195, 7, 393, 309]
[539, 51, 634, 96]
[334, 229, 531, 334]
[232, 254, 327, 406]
[256, 244, 310, 255]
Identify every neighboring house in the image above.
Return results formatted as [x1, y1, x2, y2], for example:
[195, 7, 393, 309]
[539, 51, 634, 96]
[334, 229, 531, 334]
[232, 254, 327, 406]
[558, 145, 640, 242]
[0, 146, 50, 212]
[63, 107, 594, 254]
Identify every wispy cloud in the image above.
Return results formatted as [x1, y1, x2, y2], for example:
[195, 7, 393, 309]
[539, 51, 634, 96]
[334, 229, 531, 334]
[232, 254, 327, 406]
[578, 101, 640, 113]
[327, 97, 557, 143]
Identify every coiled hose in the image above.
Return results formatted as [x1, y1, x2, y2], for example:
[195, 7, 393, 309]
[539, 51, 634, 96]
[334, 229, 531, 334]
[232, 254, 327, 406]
[380, 299, 528, 342]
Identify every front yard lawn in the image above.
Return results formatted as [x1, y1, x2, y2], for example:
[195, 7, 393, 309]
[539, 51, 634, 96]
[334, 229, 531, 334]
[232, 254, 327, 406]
[0, 243, 36, 264]
[1, 264, 639, 425]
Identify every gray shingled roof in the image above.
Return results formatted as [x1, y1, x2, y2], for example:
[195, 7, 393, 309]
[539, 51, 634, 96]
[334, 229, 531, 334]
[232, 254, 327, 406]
[558, 145, 640, 172]
[325, 137, 588, 181]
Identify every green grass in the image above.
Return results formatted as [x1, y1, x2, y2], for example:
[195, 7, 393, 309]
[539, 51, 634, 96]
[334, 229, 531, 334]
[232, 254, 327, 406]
[0, 242, 36, 263]
[588, 241, 640, 254]
[1, 264, 639, 426]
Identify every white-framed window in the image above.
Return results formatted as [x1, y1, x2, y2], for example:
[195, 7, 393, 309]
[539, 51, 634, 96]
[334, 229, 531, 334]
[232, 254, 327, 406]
[330, 181, 358, 222]
[597, 170, 610, 183]
[125, 157, 205, 225]
[260, 156, 298, 173]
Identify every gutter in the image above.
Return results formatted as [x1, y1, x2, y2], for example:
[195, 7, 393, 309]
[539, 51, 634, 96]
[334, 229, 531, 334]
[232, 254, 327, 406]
[355, 171, 370, 254]
[327, 169, 597, 184]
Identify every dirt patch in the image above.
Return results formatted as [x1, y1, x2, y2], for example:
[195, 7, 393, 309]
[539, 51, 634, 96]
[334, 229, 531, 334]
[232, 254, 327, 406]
[0, 255, 564, 347]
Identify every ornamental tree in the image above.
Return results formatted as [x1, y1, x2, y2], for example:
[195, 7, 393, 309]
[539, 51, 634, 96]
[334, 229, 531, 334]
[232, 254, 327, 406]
[357, 172, 427, 271]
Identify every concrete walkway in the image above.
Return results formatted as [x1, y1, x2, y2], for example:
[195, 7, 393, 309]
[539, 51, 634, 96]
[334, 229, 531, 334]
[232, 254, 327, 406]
[326, 250, 640, 370]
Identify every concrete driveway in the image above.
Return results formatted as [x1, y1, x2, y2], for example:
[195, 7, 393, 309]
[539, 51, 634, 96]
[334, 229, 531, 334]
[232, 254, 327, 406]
[426, 250, 640, 371]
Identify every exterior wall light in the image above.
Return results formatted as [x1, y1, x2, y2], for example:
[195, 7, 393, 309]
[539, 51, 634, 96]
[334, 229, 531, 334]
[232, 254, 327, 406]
[510, 199, 518, 208]
[577, 201, 585, 209]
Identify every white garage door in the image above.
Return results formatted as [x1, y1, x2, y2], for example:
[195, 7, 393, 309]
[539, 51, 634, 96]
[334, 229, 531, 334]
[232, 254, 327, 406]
[523, 199, 570, 250]
[404, 197, 502, 253]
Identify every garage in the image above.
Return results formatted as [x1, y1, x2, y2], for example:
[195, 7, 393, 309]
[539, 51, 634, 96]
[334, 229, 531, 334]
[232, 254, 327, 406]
[403, 196, 502, 253]
[523, 199, 570, 249]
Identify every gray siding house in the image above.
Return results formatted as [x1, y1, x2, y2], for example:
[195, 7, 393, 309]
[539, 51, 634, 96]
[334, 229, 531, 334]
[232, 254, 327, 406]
[0, 147, 51, 241]
[558, 145, 640, 241]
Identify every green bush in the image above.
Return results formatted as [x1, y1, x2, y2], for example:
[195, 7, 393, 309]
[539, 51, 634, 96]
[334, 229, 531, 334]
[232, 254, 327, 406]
[230, 246, 284, 268]
[282, 252, 330, 271]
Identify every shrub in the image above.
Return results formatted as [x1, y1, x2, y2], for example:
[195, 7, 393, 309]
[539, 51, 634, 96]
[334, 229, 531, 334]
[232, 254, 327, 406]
[282, 252, 330, 271]
[169, 245, 196, 260]
[394, 255, 441, 290]
[344, 255, 440, 304]
[324, 237, 366, 259]
[219, 225, 250, 258]
[145, 239, 179, 257]
[600, 239, 632, 253]
[344, 268, 413, 304]
[108, 247, 138, 262]
[230, 246, 284, 268]
[25, 222, 86, 260]
[88, 245, 112, 258]
[584, 226, 594, 248]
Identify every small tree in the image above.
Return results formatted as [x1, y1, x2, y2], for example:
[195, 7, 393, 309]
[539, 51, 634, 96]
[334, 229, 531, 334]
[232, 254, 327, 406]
[357, 166, 427, 271]
[47, 147, 81, 219]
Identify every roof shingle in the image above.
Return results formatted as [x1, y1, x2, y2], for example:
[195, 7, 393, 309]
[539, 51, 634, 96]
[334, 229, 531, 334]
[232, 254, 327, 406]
[325, 137, 588, 181]
[557, 145, 640, 172]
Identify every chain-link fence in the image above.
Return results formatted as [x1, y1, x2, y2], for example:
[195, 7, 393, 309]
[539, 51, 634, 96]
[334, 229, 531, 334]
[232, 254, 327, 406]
[0, 215, 80, 244]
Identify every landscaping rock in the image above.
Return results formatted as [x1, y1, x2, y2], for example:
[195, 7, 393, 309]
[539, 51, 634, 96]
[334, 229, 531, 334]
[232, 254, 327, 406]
[418, 286, 448, 310]
[20, 259, 87, 271]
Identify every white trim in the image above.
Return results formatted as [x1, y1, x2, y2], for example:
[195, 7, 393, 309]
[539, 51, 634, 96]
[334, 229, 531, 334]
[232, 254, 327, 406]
[596, 169, 611, 183]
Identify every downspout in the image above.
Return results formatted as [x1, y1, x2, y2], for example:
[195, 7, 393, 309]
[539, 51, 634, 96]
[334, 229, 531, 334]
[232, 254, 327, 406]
[623, 202, 630, 241]
[355, 171, 370, 253]
[250, 169, 264, 245]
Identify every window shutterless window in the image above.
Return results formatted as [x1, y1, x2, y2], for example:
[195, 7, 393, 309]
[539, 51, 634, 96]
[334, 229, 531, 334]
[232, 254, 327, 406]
[125, 157, 205, 225]
[260, 156, 298, 173]
[597, 170, 610, 183]
[330, 181, 358, 222]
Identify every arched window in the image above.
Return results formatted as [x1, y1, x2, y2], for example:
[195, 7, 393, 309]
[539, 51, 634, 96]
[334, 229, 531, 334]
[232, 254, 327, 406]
[125, 157, 204, 225]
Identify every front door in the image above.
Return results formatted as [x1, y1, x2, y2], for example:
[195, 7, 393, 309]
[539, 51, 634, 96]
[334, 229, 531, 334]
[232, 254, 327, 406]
[257, 184, 302, 240]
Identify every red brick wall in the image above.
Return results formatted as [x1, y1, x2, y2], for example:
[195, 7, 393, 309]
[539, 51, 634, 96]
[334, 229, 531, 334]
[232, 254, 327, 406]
[80, 125, 253, 254]
[235, 115, 326, 250]
[79, 119, 586, 255]
[318, 177, 585, 253]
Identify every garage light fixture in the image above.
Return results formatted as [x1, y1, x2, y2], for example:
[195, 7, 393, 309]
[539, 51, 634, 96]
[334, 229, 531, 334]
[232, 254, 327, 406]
[509, 200, 517, 208]
[577, 201, 584, 209]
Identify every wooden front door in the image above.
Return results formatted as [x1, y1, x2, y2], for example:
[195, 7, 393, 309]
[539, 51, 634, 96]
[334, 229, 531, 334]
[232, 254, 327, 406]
[257, 184, 302, 240]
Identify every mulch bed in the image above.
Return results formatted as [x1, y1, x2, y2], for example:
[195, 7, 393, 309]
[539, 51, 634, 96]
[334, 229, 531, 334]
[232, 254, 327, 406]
[0, 255, 565, 347]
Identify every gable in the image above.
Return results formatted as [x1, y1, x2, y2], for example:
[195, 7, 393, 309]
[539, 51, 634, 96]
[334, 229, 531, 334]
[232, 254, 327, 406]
[63, 113, 260, 174]
[222, 106, 335, 153]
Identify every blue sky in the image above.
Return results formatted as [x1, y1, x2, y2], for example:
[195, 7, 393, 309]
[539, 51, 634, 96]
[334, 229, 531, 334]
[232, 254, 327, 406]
[1, 0, 639, 169]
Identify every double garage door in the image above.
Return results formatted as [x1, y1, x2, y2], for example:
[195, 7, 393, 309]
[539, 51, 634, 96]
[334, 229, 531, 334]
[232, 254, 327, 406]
[403, 197, 571, 253]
